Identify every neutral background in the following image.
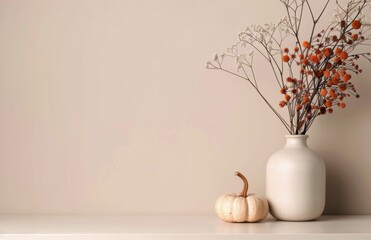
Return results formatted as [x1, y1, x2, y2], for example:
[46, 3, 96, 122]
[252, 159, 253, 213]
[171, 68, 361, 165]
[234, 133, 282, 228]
[0, 0, 370, 214]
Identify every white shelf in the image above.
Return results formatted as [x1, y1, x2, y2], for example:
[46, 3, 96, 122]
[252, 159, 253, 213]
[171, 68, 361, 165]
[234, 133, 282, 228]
[0, 215, 370, 240]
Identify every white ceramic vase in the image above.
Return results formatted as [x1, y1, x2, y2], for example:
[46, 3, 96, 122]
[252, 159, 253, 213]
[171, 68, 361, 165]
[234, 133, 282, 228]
[266, 135, 326, 221]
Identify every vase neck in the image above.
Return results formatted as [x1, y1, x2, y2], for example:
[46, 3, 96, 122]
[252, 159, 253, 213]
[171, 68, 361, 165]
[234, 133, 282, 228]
[285, 135, 308, 148]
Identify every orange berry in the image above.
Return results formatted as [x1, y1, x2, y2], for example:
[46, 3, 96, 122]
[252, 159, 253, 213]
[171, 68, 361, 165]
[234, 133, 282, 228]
[332, 78, 339, 85]
[296, 104, 302, 111]
[326, 62, 333, 69]
[340, 51, 348, 60]
[328, 108, 333, 113]
[334, 56, 340, 63]
[333, 72, 340, 79]
[329, 89, 337, 98]
[302, 41, 310, 48]
[294, 46, 299, 52]
[343, 73, 351, 82]
[323, 48, 333, 57]
[302, 96, 309, 104]
[279, 101, 286, 108]
[301, 58, 309, 65]
[325, 100, 332, 108]
[321, 89, 328, 97]
[299, 54, 304, 59]
[317, 53, 323, 60]
[324, 70, 331, 78]
[352, 34, 359, 41]
[282, 55, 290, 62]
[284, 48, 289, 53]
[352, 20, 362, 30]
[285, 94, 291, 101]
[280, 88, 286, 94]
[340, 102, 346, 108]
[309, 54, 319, 63]
[335, 48, 342, 55]
[339, 84, 347, 91]
[316, 70, 324, 77]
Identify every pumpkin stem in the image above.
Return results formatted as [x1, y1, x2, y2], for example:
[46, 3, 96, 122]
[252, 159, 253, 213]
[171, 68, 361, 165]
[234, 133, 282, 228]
[235, 171, 248, 198]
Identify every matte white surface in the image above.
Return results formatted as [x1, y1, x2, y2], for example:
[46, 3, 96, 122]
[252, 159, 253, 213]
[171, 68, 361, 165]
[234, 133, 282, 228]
[0, 215, 370, 240]
[266, 135, 326, 220]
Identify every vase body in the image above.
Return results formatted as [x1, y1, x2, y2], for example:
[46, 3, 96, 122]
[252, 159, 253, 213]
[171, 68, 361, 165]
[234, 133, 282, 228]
[266, 135, 325, 221]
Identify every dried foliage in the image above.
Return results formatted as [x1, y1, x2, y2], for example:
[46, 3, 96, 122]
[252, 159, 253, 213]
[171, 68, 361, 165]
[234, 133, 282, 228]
[207, 0, 371, 134]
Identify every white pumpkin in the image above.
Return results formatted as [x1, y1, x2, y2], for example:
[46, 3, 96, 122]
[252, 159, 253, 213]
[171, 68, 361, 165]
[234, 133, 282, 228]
[215, 172, 269, 223]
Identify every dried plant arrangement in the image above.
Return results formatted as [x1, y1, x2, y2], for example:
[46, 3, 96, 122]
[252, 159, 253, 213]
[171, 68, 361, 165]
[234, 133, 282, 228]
[207, 0, 371, 134]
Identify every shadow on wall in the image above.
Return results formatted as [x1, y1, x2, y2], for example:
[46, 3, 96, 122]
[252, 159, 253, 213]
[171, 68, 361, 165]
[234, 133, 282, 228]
[321, 150, 363, 215]
[322, 153, 348, 215]
[311, 74, 371, 215]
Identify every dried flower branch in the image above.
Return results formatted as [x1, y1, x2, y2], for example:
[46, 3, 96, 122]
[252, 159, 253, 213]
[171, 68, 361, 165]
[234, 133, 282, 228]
[207, 0, 371, 134]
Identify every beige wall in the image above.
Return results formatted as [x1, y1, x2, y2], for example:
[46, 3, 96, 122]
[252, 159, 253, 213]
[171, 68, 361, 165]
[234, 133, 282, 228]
[0, 0, 370, 214]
